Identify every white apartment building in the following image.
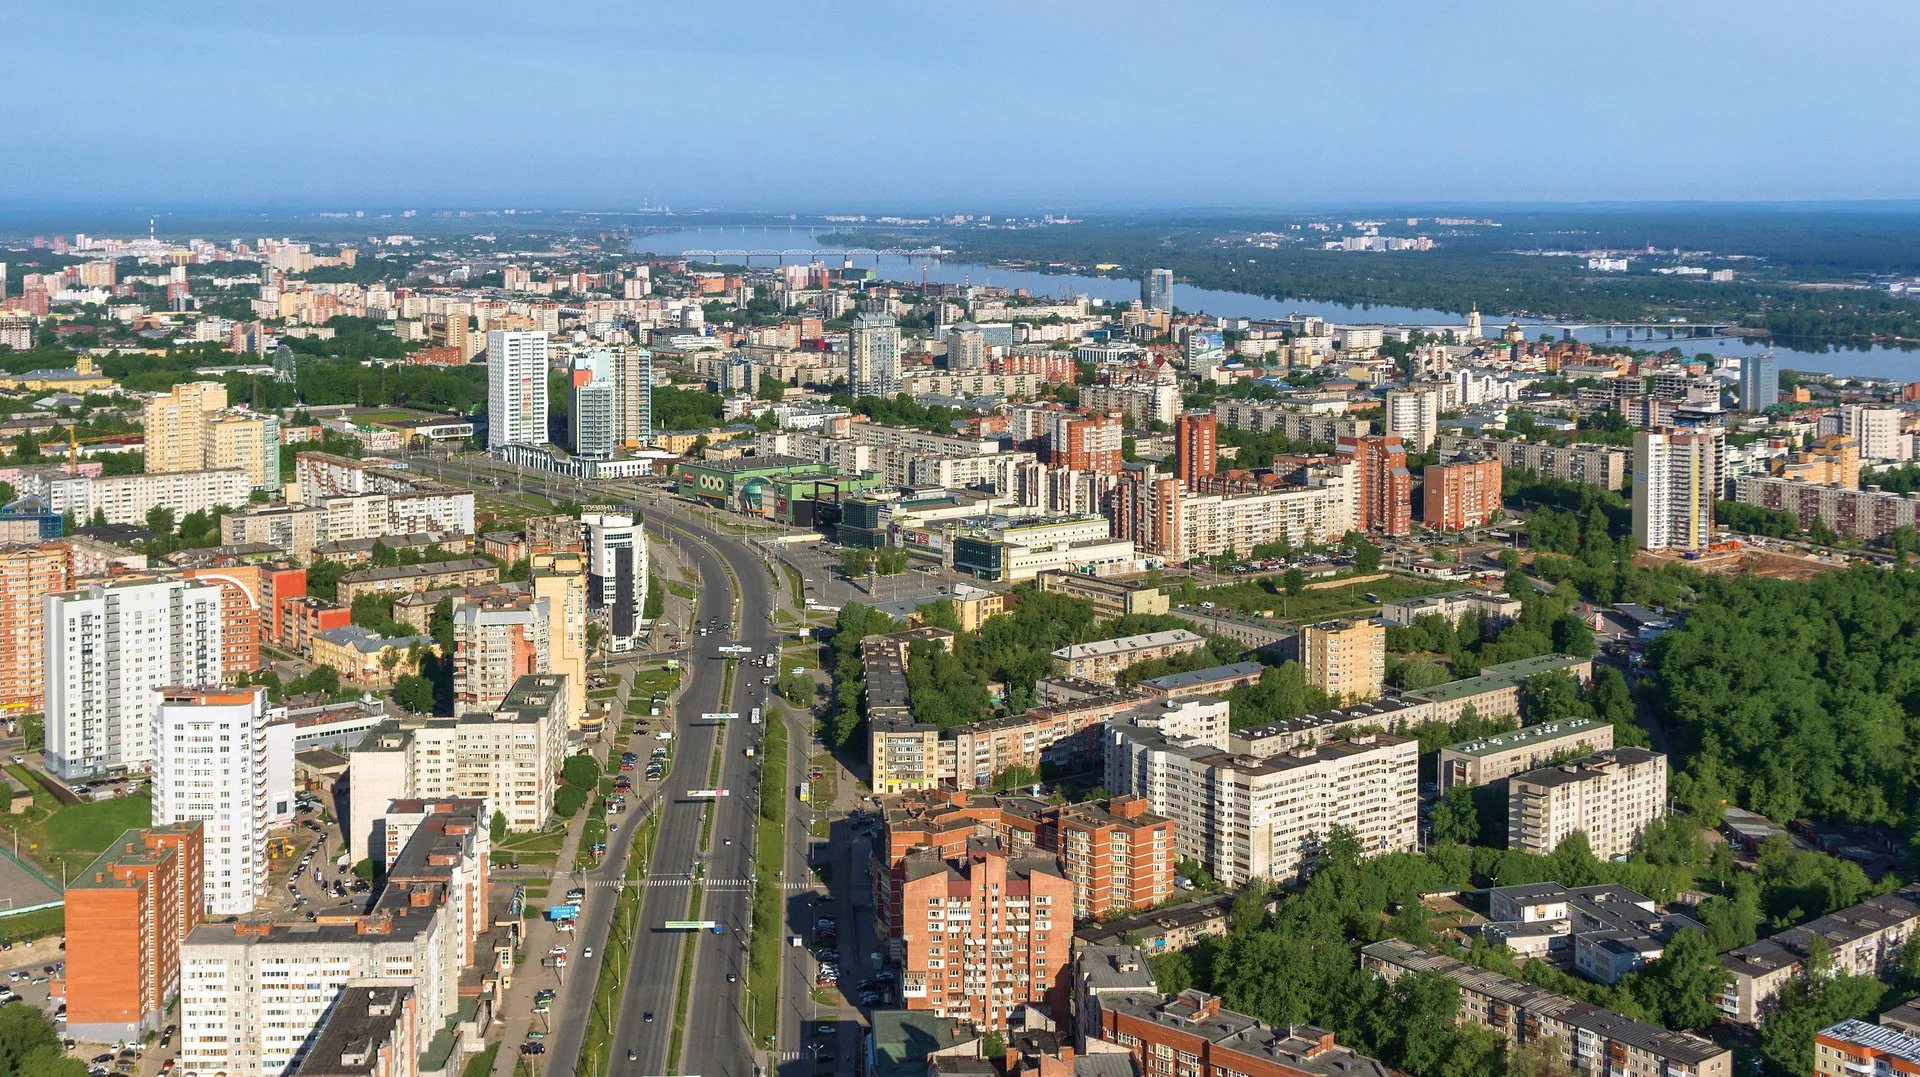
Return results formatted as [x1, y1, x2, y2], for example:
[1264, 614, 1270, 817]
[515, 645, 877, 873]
[1508, 747, 1668, 859]
[1104, 697, 1418, 885]
[46, 578, 224, 780]
[1082, 382, 1181, 428]
[1632, 429, 1719, 552]
[582, 513, 648, 650]
[1837, 405, 1908, 462]
[15, 467, 254, 526]
[1125, 465, 1356, 562]
[487, 329, 550, 448]
[156, 686, 270, 916]
[1385, 387, 1441, 452]
[346, 675, 568, 860]
[850, 309, 901, 398]
[177, 800, 487, 1077]
[1211, 399, 1371, 444]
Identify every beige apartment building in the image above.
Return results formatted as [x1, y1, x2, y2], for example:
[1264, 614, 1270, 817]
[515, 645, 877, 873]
[1050, 629, 1204, 684]
[1363, 939, 1731, 1077]
[1508, 747, 1667, 859]
[1438, 716, 1614, 790]
[143, 383, 280, 489]
[1300, 619, 1385, 702]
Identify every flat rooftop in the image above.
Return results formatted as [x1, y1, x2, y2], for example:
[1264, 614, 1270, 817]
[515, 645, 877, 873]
[1444, 716, 1609, 758]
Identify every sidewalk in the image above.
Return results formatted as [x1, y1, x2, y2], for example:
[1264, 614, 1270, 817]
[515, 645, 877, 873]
[491, 531, 705, 1077]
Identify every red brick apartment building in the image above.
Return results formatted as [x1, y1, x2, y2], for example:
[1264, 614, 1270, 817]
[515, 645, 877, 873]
[63, 823, 204, 1041]
[897, 843, 1075, 1030]
[1093, 987, 1389, 1077]
[1423, 456, 1503, 530]
[877, 792, 1175, 930]
[1337, 435, 1412, 535]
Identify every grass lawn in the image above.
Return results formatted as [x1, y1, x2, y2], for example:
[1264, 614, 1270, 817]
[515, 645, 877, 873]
[19, 793, 154, 876]
[588, 688, 617, 700]
[666, 581, 697, 601]
[496, 829, 566, 853]
[461, 1041, 499, 1077]
[351, 409, 430, 424]
[0, 906, 62, 944]
[1192, 572, 1452, 623]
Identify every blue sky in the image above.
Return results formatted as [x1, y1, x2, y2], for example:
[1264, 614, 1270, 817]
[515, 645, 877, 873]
[7, 1, 1914, 211]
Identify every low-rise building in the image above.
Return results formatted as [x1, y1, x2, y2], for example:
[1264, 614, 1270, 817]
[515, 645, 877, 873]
[1051, 630, 1205, 684]
[336, 558, 498, 602]
[1437, 716, 1616, 790]
[311, 625, 436, 687]
[1483, 882, 1705, 983]
[1508, 747, 1668, 859]
[1380, 588, 1522, 629]
[1719, 887, 1920, 1025]
[1817, 1020, 1920, 1077]
[1035, 572, 1170, 619]
[1435, 435, 1629, 491]
[1137, 662, 1265, 700]
[1361, 939, 1731, 1077]
[1405, 653, 1593, 723]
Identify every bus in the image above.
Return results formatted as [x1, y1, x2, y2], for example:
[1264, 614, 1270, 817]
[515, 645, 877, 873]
[796, 785, 810, 803]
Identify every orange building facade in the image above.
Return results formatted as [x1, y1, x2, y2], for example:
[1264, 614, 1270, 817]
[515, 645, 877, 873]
[64, 823, 204, 1041]
[896, 845, 1074, 1030]
[0, 543, 72, 714]
[1174, 412, 1217, 488]
[1423, 456, 1503, 530]
[181, 564, 264, 676]
[1337, 435, 1412, 536]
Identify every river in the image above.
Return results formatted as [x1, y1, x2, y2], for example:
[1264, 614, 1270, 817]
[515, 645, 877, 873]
[632, 224, 1920, 382]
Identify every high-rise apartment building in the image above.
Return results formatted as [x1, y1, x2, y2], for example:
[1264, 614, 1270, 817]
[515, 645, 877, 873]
[1423, 455, 1503, 530]
[451, 593, 551, 714]
[486, 329, 550, 448]
[614, 344, 653, 446]
[582, 513, 648, 652]
[1174, 411, 1217, 488]
[896, 844, 1074, 1030]
[947, 322, 988, 370]
[0, 542, 71, 713]
[530, 550, 588, 725]
[1384, 386, 1441, 452]
[1337, 435, 1412, 535]
[569, 349, 617, 458]
[1104, 697, 1416, 886]
[1300, 618, 1385, 702]
[64, 823, 204, 1042]
[179, 564, 263, 678]
[45, 577, 224, 780]
[1740, 354, 1778, 410]
[850, 309, 902, 399]
[1508, 747, 1668, 859]
[1141, 268, 1173, 311]
[1046, 410, 1123, 476]
[155, 686, 270, 915]
[1774, 434, 1860, 488]
[1632, 429, 1717, 552]
[143, 383, 281, 490]
[1839, 404, 1907, 462]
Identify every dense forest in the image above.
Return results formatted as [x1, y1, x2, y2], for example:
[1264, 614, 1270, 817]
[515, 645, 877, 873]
[1652, 566, 1920, 828]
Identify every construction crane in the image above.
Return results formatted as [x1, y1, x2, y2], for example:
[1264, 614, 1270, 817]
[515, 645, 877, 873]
[63, 427, 137, 475]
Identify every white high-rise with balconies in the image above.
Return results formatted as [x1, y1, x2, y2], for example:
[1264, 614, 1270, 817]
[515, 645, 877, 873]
[155, 685, 270, 916]
[849, 310, 901, 399]
[44, 578, 224, 780]
[486, 329, 549, 448]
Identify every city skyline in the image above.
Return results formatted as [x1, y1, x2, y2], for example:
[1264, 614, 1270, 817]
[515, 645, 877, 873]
[6, 2, 1917, 209]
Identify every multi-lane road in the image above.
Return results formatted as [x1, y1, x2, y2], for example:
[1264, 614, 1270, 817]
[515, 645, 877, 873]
[407, 455, 780, 1077]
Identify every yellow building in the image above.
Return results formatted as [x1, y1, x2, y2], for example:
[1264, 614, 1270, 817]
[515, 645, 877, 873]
[2, 352, 117, 393]
[142, 383, 280, 490]
[1775, 434, 1860, 489]
[1300, 618, 1385, 702]
[531, 551, 589, 728]
[309, 624, 436, 687]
